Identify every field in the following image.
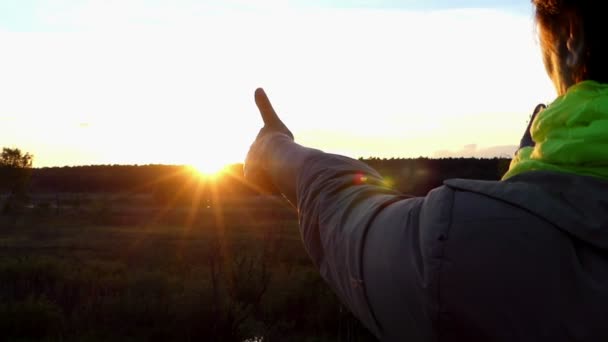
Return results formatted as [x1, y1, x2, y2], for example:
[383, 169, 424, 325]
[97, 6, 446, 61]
[1, 159, 510, 341]
[0, 194, 375, 341]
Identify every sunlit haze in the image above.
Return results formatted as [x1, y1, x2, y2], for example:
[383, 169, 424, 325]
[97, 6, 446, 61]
[0, 0, 556, 168]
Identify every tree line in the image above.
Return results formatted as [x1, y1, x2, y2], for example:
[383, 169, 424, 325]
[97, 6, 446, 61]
[0, 146, 512, 206]
[28, 158, 510, 198]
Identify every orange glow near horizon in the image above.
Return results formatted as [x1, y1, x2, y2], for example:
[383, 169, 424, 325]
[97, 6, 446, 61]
[189, 162, 228, 179]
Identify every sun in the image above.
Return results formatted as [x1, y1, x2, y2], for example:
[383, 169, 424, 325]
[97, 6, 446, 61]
[189, 160, 229, 179]
[187, 150, 238, 179]
[190, 156, 236, 178]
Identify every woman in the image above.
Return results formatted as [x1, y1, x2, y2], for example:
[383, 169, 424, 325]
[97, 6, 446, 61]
[245, 1, 608, 340]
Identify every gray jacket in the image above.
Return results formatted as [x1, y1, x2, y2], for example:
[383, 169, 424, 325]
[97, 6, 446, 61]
[263, 135, 608, 341]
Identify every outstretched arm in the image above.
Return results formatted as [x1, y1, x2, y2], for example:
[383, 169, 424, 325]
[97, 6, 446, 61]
[245, 89, 432, 340]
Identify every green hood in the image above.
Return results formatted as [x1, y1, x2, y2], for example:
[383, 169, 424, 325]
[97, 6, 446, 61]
[503, 81, 608, 180]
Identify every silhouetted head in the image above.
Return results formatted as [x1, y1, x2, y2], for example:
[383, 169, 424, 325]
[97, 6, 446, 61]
[533, 0, 608, 95]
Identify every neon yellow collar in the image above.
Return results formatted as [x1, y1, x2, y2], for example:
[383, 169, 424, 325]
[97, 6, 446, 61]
[503, 81, 608, 180]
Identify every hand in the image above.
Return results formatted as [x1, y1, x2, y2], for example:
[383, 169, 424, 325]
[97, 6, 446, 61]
[252, 88, 293, 140]
[519, 103, 545, 150]
[244, 88, 294, 191]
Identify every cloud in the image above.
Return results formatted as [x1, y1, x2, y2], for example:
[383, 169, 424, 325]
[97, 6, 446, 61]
[433, 144, 517, 158]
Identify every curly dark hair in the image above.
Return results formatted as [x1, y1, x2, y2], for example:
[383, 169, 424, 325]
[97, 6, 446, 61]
[532, 0, 608, 83]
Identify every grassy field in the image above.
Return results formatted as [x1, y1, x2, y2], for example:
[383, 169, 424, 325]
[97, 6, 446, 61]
[0, 194, 376, 341]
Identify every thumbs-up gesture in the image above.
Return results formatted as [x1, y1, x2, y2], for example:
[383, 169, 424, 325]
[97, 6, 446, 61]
[244, 88, 294, 191]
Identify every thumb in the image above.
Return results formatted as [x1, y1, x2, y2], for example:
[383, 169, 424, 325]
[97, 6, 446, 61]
[255, 88, 281, 126]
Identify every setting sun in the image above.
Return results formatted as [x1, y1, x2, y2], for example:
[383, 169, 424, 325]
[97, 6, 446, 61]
[190, 161, 227, 178]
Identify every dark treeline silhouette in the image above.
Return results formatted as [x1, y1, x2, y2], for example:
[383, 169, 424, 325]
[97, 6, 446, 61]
[363, 157, 511, 195]
[29, 158, 510, 198]
[29, 164, 257, 204]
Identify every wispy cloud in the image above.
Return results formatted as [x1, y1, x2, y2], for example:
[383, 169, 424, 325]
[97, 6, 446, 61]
[434, 144, 518, 158]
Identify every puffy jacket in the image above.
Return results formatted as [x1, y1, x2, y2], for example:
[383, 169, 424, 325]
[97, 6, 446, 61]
[261, 134, 608, 341]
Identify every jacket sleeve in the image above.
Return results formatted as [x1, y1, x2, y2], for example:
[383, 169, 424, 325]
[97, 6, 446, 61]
[259, 134, 434, 340]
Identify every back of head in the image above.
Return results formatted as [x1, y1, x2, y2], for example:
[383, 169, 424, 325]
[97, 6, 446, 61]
[533, 0, 608, 86]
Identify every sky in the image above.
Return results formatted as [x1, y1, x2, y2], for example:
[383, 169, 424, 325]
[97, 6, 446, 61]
[0, 0, 556, 169]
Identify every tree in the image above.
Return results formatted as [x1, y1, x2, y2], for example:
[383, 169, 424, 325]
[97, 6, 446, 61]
[0, 147, 34, 213]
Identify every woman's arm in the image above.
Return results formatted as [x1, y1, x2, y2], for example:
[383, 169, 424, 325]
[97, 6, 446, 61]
[245, 89, 433, 339]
